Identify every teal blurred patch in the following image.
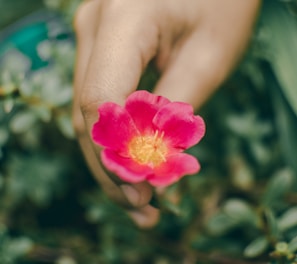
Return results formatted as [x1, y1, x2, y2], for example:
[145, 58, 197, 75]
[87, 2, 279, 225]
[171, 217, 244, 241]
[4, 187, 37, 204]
[0, 22, 48, 69]
[0, 10, 71, 70]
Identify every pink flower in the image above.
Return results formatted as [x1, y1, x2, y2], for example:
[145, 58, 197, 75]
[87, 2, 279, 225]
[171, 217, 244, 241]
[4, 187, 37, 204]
[92, 90, 205, 187]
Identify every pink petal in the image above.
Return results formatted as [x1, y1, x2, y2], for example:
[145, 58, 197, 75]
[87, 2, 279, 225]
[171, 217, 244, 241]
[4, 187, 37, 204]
[101, 149, 153, 183]
[153, 102, 205, 149]
[125, 90, 170, 133]
[147, 153, 200, 187]
[92, 102, 139, 153]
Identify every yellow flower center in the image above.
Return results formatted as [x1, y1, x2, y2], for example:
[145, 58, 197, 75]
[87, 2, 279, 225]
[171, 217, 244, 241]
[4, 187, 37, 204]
[128, 130, 168, 167]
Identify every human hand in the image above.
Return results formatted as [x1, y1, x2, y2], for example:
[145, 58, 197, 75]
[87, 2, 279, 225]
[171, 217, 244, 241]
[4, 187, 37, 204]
[72, 0, 261, 228]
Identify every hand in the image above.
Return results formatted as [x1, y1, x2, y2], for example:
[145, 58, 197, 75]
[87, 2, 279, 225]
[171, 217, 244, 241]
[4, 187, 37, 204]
[72, 0, 261, 228]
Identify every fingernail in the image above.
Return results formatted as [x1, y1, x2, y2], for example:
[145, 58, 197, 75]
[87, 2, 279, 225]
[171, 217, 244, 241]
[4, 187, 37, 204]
[120, 184, 140, 206]
[128, 207, 160, 229]
[128, 211, 148, 227]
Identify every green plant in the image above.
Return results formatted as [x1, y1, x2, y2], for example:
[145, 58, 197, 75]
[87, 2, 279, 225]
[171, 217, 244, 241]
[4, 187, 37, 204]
[0, 1, 297, 263]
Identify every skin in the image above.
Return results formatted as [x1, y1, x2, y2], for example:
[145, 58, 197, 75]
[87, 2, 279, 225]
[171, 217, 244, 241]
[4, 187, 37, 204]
[73, 0, 261, 228]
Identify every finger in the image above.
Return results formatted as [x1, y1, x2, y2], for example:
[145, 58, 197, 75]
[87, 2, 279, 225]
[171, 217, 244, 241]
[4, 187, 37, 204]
[128, 205, 160, 229]
[154, 32, 230, 108]
[73, 1, 130, 205]
[78, 3, 160, 203]
[74, 1, 159, 209]
[154, 0, 260, 108]
[79, 1, 159, 128]
[73, 0, 102, 136]
[73, 0, 102, 96]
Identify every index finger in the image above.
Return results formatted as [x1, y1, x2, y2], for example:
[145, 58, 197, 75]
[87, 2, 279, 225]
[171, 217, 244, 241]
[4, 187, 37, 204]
[79, 1, 160, 133]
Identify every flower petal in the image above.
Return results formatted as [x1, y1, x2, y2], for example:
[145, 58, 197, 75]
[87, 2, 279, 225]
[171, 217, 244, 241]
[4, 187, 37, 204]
[153, 102, 205, 149]
[147, 153, 200, 187]
[101, 149, 153, 183]
[92, 102, 139, 152]
[125, 90, 170, 133]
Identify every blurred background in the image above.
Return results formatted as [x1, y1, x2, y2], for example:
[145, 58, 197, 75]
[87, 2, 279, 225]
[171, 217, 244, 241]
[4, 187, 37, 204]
[1, 0, 297, 263]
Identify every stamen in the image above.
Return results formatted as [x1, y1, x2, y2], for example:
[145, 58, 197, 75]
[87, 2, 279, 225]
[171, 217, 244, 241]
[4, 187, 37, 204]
[157, 131, 165, 145]
[153, 130, 159, 142]
[128, 130, 167, 167]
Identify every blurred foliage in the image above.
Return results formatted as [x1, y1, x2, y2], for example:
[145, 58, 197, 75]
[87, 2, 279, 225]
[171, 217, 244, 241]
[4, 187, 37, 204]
[0, 0, 297, 263]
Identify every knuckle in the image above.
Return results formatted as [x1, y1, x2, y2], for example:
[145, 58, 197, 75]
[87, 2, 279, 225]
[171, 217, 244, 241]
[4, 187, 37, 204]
[103, 0, 148, 22]
[73, 0, 101, 34]
[73, 3, 89, 33]
[79, 89, 102, 121]
[79, 94, 96, 118]
[72, 110, 85, 137]
[104, 0, 129, 13]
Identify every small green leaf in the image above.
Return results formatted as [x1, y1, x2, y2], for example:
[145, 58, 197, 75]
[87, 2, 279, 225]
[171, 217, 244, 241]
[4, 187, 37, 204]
[9, 110, 37, 134]
[278, 207, 297, 232]
[262, 168, 294, 207]
[56, 256, 77, 264]
[3, 98, 14, 113]
[270, 77, 297, 175]
[37, 40, 52, 60]
[31, 104, 52, 122]
[56, 113, 75, 139]
[19, 79, 34, 97]
[54, 85, 72, 106]
[0, 127, 9, 146]
[223, 199, 258, 226]
[275, 241, 289, 256]
[207, 213, 237, 236]
[244, 236, 269, 258]
[226, 112, 272, 139]
[1, 49, 31, 74]
[264, 208, 279, 239]
[229, 154, 254, 191]
[7, 237, 33, 256]
[288, 236, 297, 253]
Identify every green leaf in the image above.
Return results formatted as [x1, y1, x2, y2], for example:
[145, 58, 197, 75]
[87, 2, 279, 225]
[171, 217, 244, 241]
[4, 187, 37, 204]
[56, 113, 75, 139]
[19, 79, 34, 97]
[52, 84, 72, 107]
[3, 98, 14, 113]
[278, 207, 297, 232]
[7, 153, 67, 206]
[288, 236, 297, 253]
[223, 199, 258, 226]
[37, 69, 72, 107]
[0, 49, 31, 74]
[243, 236, 269, 258]
[225, 112, 271, 139]
[9, 110, 37, 134]
[7, 237, 33, 257]
[206, 213, 237, 236]
[30, 104, 51, 122]
[263, 1, 297, 116]
[0, 126, 9, 146]
[270, 74, 297, 174]
[262, 168, 294, 207]
[264, 208, 279, 239]
[37, 40, 52, 60]
[56, 256, 77, 264]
